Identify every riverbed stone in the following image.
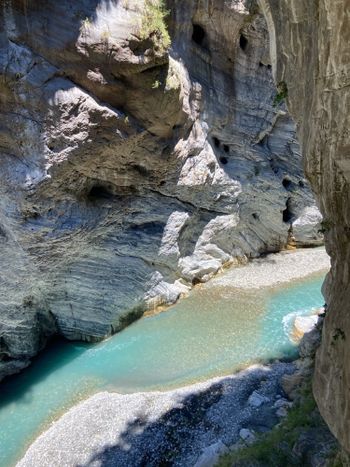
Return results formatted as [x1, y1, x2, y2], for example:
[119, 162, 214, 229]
[292, 315, 320, 342]
[275, 406, 288, 418]
[273, 398, 292, 410]
[239, 428, 256, 444]
[194, 440, 229, 467]
[248, 391, 270, 408]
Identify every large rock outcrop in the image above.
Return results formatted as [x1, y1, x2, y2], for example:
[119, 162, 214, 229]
[258, 0, 350, 453]
[0, 0, 322, 379]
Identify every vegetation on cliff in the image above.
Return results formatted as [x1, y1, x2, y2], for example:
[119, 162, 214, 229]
[140, 0, 171, 52]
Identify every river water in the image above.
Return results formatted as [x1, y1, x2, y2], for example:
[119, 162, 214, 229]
[0, 272, 325, 466]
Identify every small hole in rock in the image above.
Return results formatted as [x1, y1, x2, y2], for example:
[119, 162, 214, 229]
[132, 164, 149, 177]
[213, 136, 220, 148]
[252, 213, 259, 220]
[282, 178, 292, 190]
[267, 64, 272, 70]
[259, 62, 264, 67]
[192, 277, 201, 286]
[283, 198, 294, 223]
[160, 181, 166, 186]
[220, 156, 228, 165]
[299, 180, 305, 188]
[223, 144, 229, 153]
[239, 34, 248, 51]
[192, 24, 206, 46]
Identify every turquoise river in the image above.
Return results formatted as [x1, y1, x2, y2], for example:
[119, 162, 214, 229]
[0, 272, 325, 466]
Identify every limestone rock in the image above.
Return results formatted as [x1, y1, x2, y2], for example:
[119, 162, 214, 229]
[299, 326, 322, 359]
[292, 206, 323, 246]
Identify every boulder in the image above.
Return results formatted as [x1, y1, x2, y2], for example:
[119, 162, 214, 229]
[239, 429, 256, 445]
[194, 441, 229, 467]
[292, 315, 320, 342]
[248, 391, 270, 408]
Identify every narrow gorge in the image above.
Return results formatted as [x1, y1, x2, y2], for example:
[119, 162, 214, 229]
[0, 0, 349, 465]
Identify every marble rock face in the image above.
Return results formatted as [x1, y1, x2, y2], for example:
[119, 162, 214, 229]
[0, 0, 322, 378]
[258, 0, 350, 452]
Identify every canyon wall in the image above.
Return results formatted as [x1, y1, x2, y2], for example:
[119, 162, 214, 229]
[0, 0, 322, 380]
[258, 0, 350, 452]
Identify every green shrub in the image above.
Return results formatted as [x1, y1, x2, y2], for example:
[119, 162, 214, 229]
[318, 219, 334, 234]
[140, 0, 171, 52]
[273, 81, 288, 106]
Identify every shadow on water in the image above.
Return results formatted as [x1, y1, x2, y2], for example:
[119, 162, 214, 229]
[0, 337, 92, 408]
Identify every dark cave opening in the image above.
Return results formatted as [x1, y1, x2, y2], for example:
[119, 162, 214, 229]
[239, 34, 248, 51]
[212, 136, 221, 148]
[282, 177, 293, 191]
[192, 24, 206, 46]
[219, 156, 228, 165]
[223, 144, 230, 153]
[88, 185, 114, 200]
[282, 198, 294, 223]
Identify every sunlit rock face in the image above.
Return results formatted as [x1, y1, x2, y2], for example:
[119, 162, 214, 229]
[0, 0, 321, 378]
[258, 0, 350, 452]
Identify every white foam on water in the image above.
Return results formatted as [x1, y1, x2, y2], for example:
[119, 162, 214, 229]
[282, 307, 318, 341]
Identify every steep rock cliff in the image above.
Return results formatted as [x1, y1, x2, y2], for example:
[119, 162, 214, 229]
[0, 0, 321, 379]
[258, 0, 350, 452]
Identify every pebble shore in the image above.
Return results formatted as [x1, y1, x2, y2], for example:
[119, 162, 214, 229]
[17, 363, 295, 467]
[209, 247, 329, 289]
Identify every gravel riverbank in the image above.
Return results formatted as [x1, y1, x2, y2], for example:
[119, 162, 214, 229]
[17, 363, 296, 467]
[209, 247, 329, 289]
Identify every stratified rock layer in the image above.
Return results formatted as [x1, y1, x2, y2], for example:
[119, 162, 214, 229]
[0, 0, 322, 378]
[258, 0, 350, 452]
